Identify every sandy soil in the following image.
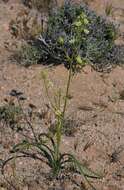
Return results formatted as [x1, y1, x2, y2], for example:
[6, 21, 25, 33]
[0, 0, 124, 190]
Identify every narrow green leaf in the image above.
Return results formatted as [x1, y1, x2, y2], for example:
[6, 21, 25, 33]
[69, 155, 101, 179]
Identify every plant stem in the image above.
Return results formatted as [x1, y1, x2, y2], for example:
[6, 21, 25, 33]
[55, 62, 72, 163]
[56, 115, 62, 160]
[62, 62, 72, 119]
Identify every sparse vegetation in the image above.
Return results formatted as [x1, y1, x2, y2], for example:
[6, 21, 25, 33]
[9, 9, 44, 40]
[14, 43, 41, 66]
[22, 0, 57, 11]
[0, 97, 22, 130]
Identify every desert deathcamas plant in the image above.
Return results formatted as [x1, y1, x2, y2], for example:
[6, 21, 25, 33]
[1, 5, 101, 189]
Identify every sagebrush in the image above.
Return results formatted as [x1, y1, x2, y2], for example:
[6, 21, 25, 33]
[16, 1, 121, 70]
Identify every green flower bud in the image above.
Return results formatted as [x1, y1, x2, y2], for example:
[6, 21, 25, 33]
[84, 18, 89, 25]
[83, 29, 89, 34]
[74, 21, 82, 27]
[76, 55, 83, 65]
[76, 55, 87, 66]
[58, 36, 64, 45]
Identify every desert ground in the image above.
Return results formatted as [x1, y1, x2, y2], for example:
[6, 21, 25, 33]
[0, 0, 124, 189]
